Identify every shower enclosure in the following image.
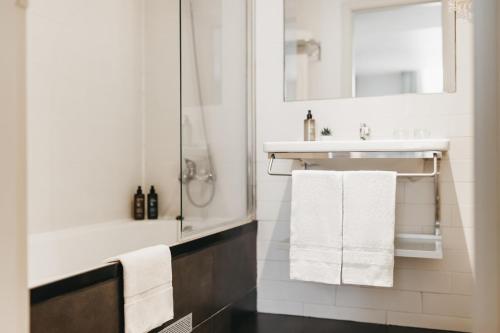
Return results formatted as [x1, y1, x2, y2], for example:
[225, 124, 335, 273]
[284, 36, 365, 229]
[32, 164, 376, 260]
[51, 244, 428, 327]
[179, 0, 255, 237]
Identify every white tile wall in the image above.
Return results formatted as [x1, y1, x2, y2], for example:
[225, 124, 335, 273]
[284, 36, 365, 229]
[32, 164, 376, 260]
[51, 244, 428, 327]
[422, 293, 472, 318]
[303, 303, 386, 324]
[255, 0, 475, 331]
[387, 312, 472, 331]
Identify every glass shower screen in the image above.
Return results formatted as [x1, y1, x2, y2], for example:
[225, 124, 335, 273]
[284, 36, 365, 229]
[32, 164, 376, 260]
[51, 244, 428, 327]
[180, 0, 252, 237]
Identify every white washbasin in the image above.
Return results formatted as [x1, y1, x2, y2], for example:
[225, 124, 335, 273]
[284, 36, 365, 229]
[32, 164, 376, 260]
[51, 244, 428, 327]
[264, 139, 449, 153]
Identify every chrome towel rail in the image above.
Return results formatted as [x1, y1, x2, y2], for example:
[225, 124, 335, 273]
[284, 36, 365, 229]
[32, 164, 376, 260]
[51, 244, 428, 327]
[267, 151, 440, 178]
[266, 150, 443, 253]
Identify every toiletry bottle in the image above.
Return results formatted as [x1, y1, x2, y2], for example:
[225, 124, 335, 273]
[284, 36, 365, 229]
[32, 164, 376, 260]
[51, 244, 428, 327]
[304, 110, 316, 141]
[147, 186, 158, 220]
[134, 186, 145, 220]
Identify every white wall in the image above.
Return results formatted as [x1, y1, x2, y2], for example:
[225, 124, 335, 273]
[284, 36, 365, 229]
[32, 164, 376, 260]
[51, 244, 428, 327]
[144, 0, 181, 219]
[472, 0, 499, 331]
[0, 1, 28, 331]
[27, 0, 249, 233]
[497, 4, 500, 331]
[27, 0, 145, 233]
[256, 0, 475, 331]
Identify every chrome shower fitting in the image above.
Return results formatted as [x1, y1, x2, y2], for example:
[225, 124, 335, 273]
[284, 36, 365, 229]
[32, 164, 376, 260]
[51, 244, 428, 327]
[181, 158, 216, 208]
[181, 159, 215, 184]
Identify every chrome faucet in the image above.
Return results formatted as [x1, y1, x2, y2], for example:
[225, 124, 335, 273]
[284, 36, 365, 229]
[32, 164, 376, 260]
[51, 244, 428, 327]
[180, 158, 215, 184]
[360, 123, 370, 140]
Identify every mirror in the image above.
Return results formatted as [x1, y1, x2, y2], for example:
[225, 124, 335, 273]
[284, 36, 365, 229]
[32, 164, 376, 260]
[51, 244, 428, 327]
[284, 0, 456, 101]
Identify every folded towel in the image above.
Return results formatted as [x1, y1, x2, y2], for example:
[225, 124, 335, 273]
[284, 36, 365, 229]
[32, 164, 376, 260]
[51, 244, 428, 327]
[290, 170, 343, 285]
[342, 171, 397, 287]
[108, 245, 174, 333]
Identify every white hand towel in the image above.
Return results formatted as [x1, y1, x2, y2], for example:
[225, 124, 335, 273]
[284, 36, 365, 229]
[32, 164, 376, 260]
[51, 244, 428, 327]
[290, 170, 343, 285]
[107, 245, 174, 333]
[342, 171, 397, 287]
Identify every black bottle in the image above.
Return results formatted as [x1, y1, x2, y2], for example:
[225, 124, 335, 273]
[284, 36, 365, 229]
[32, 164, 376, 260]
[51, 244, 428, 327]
[147, 186, 158, 220]
[133, 186, 145, 220]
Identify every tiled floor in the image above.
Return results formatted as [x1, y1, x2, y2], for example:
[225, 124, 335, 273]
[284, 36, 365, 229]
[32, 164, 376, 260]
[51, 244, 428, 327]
[231, 313, 463, 333]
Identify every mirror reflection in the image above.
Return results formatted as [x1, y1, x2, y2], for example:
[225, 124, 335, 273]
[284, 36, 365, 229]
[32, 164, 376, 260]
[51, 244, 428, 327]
[284, 0, 456, 101]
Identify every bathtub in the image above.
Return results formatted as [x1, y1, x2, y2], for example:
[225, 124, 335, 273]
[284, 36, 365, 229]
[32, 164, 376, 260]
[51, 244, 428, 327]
[29, 219, 179, 287]
[28, 218, 254, 288]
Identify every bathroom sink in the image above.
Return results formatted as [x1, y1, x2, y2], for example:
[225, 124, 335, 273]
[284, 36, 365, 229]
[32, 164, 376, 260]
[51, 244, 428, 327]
[263, 139, 449, 153]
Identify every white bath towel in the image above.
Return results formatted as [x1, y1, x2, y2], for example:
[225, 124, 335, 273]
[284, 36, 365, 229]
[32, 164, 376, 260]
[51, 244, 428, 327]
[342, 171, 397, 287]
[108, 245, 174, 333]
[290, 170, 343, 285]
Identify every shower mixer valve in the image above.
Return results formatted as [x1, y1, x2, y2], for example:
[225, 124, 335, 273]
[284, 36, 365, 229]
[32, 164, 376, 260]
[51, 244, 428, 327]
[181, 158, 215, 184]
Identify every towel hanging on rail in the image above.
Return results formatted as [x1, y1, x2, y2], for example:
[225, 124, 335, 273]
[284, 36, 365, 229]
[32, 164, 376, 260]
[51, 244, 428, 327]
[342, 171, 397, 287]
[289, 170, 343, 285]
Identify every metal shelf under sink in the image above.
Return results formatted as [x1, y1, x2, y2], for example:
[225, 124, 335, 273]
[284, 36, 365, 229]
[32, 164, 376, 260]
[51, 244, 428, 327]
[395, 234, 443, 259]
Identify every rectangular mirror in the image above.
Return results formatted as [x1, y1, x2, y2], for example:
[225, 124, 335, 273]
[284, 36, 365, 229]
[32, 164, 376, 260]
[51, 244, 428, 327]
[284, 0, 456, 101]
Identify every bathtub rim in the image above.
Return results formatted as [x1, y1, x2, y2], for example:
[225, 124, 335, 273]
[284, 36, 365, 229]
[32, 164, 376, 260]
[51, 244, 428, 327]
[30, 220, 258, 304]
[29, 217, 255, 288]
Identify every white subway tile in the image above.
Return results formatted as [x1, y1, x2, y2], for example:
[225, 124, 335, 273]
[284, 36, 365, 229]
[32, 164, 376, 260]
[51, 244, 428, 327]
[446, 137, 474, 160]
[257, 179, 292, 202]
[257, 221, 290, 242]
[455, 183, 475, 207]
[259, 280, 335, 305]
[394, 269, 451, 293]
[440, 160, 474, 182]
[257, 200, 291, 221]
[257, 299, 303, 316]
[446, 115, 474, 137]
[336, 286, 421, 313]
[396, 182, 406, 203]
[451, 273, 473, 295]
[257, 241, 290, 261]
[395, 249, 473, 273]
[258, 260, 290, 281]
[422, 293, 472, 318]
[303, 303, 386, 324]
[398, 204, 436, 227]
[440, 204, 454, 226]
[388, 311, 472, 332]
[452, 204, 474, 228]
[396, 225, 425, 234]
[440, 182, 457, 205]
[395, 204, 405, 225]
[441, 227, 474, 251]
[404, 182, 435, 204]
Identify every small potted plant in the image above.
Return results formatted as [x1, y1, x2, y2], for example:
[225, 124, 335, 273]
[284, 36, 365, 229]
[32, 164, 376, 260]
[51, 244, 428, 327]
[320, 127, 333, 141]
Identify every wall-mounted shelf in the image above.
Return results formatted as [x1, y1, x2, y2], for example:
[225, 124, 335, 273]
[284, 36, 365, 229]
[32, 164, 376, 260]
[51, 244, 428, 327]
[263, 139, 450, 260]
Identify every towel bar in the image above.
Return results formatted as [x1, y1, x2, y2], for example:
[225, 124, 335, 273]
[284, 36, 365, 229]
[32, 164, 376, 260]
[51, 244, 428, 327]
[267, 151, 440, 177]
[265, 150, 443, 259]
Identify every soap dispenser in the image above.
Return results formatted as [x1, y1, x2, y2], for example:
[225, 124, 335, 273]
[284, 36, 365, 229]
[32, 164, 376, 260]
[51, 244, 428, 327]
[133, 186, 145, 220]
[304, 110, 316, 141]
[147, 186, 158, 220]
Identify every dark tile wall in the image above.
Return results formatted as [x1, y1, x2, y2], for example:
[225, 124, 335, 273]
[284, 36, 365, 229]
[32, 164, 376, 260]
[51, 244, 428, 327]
[31, 279, 122, 333]
[30, 222, 258, 333]
[159, 223, 257, 331]
[192, 289, 257, 333]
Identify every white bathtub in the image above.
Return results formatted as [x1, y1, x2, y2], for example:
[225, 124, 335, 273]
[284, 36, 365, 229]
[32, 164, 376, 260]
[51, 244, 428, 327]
[28, 219, 179, 288]
[28, 218, 254, 288]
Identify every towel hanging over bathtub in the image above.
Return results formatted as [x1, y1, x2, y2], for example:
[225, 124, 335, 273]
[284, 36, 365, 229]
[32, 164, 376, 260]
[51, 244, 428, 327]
[342, 171, 397, 287]
[289, 170, 343, 285]
[107, 245, 174, 333]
